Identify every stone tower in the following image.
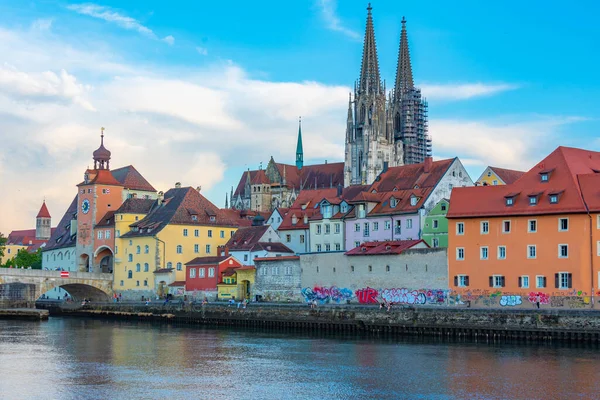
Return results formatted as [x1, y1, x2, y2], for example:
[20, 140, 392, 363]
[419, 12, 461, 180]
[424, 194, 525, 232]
[35, 201, 51, 240]
[344, 4, 397, 186]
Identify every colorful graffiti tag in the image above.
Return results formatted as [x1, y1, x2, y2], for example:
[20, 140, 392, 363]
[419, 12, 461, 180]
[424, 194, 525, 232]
[355, 287, 379, 304]
[527, 292, 550, 305]
[301, 286, 354, 304]
[353, 288, 450, 305]
[380, 288, 426, 305]
[499, 295, 522, 306]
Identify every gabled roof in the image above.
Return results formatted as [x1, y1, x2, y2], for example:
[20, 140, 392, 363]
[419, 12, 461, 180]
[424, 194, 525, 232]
[366, 188, 432, 216]
[489, 167, 525, 185]
[36, 201, 51, 218]
[116, 198, 157, 214]
[78, 169, 122, 186]
[251, 242, 294, 253]
[448, 147, 600, 218]
[186, 255, 232, 266]
[95, 211, 116, 228]
[277, 208, 318, 231]
[345, 239, 428, 256]
[225, 225, 270, 250]
[42, 196, 78, 252]
[7, 229, 55, 247]
[368, 158, 454, 193]
[111, 165, 156, 192]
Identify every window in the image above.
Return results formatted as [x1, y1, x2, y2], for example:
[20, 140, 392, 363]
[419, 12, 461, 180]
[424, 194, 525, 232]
[558, 244, 568, 258]
[410, 197, 418, 206]
[480, 246, 488, 260]
[386, 265, 390, 273]
[116, 230, 120, 238]
[556, 272, 572, 289]
[335, 223, 340, 234]
[351, 265, 355, 272]
[260, 267, 267, 276]
[529, 196, 537, 205]
[128, 254, 133, 262]
[456, 275, 469, 287]
[324, 224, 330, 234]
[105, 230, 111, 239]
[493, 180, 498, 185]
[167, 262, 172, 268]
[491, 275, 505, 288]
[176, 245, 182, 254]
[354, 223, 360, 232]
[272, 267, 279, 275]
[519, 276, 529, 288]
[194, 229, 199, 237]
[373, 222, 379, 231]
[194, 244, 199, 253]
[199, 268, 205, 278]
[285, 266, 292, 275]
[183, 229, 188, 237]
[498, 246, 506, 260]
[368, 265, 372, 272]
[144, 280, 148, 287]
[220, 230, 225, 238]
[559, 218, 568, 232]
[456, 247, 465, 260]
[384, 221, 391, 230]
[354, 241, 360, 248]
[206, 244, 211, 253]
[208, 230, 212, 238]
[481, 221, 489, 234]
[390, 198, 397, 208]
[506, 197, 514, 206]
[316, 244, 322, 252]
[136, 280, 140, 287]
[503, 220, 511, 233]
[597, 241, 600, 256]
[129, 240, 132, 245]
[316, 225, 322, 235]
[127, 270, 132, 279]
[432, 238, 439, 248]
[528, 220, 537, 233]
[136, 263, 141, 272]
[192, 215, 198, 222]
[527, 245, 536, 259]
[335, 243, 341, 251]
[144, 263, 149, 272]
[135, 245, 140, 254]
[115, 246, 118, 254]
[406, 219, 413, 229]
[174, 262, 181, 271]
[120, 280, 124, 286]
[456, 222, 464, 235]
[208, 267, 215, 278]
[433, 220, 439, 229]
[536, 275, 546, 288]
[325, 244, 331, 252]
[97, 231, 103, 240]
[300, 235, 305, 244]
[487, 171, 492, 177]
[286, 234, 291, 243]
[541, 173, 549, 182]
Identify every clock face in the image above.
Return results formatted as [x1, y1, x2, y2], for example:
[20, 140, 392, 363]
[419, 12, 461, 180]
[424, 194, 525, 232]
[82, 199, 90, 214]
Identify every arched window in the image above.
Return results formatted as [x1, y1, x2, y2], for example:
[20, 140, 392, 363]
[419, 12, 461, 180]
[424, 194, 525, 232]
[144, 245, 149, 254]
[58, 252, 63, 260]
[136, 245, 141, 254]
[144, 263, 149, 272]
[128, 254, 133, 262]
[167, 262, 172, 269]
[136, 263, 141, 272]
[66, 252, 70, 260]
[177, 262, 182, 271]
[127, 270, 132, 279]
[176, 245, 182, 254]
[360, 104, 366, 123]
[53, 254, 56, 261]
[394, 112, 401, 132]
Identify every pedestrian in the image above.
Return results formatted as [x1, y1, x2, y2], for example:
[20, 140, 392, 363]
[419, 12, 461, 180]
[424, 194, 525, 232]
[536, 294, 541, 309]
[242, 298, 248, 309]
[202, 297, 208, 305]
[119, 293, 122, 302]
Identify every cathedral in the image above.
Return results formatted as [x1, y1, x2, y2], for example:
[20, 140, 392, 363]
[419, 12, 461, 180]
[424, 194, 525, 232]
[231, 4, 431, 211]
[344, 5, 431, 186]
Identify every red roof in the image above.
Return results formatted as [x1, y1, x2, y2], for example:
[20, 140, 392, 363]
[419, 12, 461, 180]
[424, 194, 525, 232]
[6, 228, 56, 247]
[367, 189, 433, 216]
[490, 167, 525, 185]
[168, 281, 186, 287]
[254, 256, 299, 262]
[345, 239, 428, 256]
[111, 165, 156, 192]
[277, 208, 318, 230]
[368, 158, 455, 193]
[36, 201, 51, 218]
[185, 255, 232, 266]
[449, 146, 600, 218]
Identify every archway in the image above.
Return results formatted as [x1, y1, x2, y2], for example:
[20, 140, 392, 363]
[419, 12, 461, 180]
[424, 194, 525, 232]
[157, 281, 166, 297]
[94, 246, 114, 274]
[79, 254, 90, 272]
[241, 280, 250, 300]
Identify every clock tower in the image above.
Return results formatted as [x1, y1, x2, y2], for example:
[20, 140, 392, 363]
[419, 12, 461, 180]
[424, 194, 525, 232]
[76, 128, 124, 272]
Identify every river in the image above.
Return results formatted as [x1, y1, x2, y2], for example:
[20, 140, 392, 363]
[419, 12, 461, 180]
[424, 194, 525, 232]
[0, 318, 598, 399]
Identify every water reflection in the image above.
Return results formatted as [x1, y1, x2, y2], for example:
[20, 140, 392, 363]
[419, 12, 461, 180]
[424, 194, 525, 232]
[0, 318, 599, 399]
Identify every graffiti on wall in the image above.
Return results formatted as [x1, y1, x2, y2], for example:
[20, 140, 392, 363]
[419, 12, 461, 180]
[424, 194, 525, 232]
[499, 295, 522, 307]
[527, 292, 550, 305]
[353, 288, 450, 305]
[355, 287, 379, 304]
[301, 286, 354, 304]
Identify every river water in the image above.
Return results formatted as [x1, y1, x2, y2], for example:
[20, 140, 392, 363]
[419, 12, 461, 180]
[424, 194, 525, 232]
[0, 318, 598, 399]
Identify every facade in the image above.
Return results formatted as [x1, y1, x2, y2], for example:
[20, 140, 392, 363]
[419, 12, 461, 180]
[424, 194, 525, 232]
[448, 146, 600, 298]
[253, 256, 301, 301]
[266, 208, 288, 231]
[309, 196, 349, 253]
[216, 265, 255, 301]
[225, 223, 294, 265]
[41, 197, 78, 271]
[476, 166, 525, 186]
[185, 254, 243, 300]
[344, 7, 430, 186]
[422, 198, 450, 248]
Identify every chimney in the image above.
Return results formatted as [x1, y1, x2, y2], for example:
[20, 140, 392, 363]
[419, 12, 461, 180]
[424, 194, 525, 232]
[424, 157, 432, 173]
[337, 183, 343, 197]
[175, 182, 181, 188]
[303, 214, 308, 224]
[196, 186, 201, 192]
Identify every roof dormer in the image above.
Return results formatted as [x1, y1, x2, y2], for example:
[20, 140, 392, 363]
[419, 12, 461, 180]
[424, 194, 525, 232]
[539, 168, 554, 183]
[410, 195, 419, 207]
[548, 190, 564, 204]
[390, 197, 398, 208]
[504, 192, 520, 207]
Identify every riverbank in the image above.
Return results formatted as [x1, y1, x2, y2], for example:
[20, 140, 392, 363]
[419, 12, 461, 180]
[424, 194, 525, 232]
[39, 302, 600, 342]
[0, 308, 48, 321]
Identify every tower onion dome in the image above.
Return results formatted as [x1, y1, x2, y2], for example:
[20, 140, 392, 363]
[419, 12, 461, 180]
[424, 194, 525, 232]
[93, 127, 111, 170]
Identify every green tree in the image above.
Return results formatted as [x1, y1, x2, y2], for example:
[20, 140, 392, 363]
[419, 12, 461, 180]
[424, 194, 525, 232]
[14, 248, 41, 269]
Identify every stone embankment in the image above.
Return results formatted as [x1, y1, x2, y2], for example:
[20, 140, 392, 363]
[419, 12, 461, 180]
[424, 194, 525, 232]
[40, 302, 600, 342]
[0, 308, 49, 321]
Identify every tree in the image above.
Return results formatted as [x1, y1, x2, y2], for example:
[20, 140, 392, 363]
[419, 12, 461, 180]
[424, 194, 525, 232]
[14, 248, 42, 269]
[0, 232, 6, 259]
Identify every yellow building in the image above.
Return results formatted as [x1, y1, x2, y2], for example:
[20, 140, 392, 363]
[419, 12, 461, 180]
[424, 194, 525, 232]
[216, 266, 256, 300]
[476, 166, 525, 187]
[113, 186, 248, 299]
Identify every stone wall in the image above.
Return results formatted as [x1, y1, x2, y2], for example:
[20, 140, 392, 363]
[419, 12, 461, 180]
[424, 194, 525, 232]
[254, 258, 301, 302]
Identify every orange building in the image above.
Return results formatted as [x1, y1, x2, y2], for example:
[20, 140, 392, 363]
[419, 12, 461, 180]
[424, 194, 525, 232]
[448, 147, 600, 299]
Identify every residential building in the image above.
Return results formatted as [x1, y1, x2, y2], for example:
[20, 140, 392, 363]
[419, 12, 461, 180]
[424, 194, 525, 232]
[448, 146, 600, 297]
[225, 221, 294, 265]
[185, 253, 244, 300]
[476, 166, 525, 186]
[276, 208, 314, 254]
[422, 199, 450, 248]
[254, 256, 301, 302]
[216, 265, 255, 301]
[266, 207, 289, 231]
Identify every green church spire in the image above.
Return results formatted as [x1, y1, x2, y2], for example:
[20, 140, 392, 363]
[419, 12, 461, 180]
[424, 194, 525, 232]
[296, 116, 303, 170]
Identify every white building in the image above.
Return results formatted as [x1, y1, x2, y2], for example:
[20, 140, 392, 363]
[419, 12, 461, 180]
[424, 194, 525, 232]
[224, 223, 294, 265]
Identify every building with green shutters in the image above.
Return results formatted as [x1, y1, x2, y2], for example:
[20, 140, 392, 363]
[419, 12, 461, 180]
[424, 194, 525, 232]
[422, 198, 449, 248]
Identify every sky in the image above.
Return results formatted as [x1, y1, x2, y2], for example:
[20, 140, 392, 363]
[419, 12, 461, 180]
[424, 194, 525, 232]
[0, 0, 599, 234]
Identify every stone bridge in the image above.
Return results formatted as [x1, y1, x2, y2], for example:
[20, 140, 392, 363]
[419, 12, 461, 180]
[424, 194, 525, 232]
[0, 269, 113, 305]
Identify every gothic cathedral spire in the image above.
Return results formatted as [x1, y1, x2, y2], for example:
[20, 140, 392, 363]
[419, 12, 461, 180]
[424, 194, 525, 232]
[394, 17, 414, 99]
[296, 116, 304, 170]
[358, 3, 382, 95]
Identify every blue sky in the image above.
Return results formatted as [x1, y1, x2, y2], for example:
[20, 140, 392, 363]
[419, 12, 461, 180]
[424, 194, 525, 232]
[0, 0, 599, 231]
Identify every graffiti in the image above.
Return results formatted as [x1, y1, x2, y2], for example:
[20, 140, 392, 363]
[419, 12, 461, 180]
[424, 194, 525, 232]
[527, 292, 550, 305]
[355, 287, 379, 304]
[499, 295, 522, 307]
[565, 297, 586, 309]
[550, 297, 564, 307]
[301, 286, 353, 304]
[380, 288, 426, 305]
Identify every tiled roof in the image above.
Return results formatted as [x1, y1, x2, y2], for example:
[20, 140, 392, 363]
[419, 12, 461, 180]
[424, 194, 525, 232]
[252, 242, 294, 253]
[122, 187, 244, 237]
[448, 147, 600, 218]
[95, 211, 116, 228]
[218, 209, 268, 227]
[154, 268, 174, 274]
[368, 158, 455, 193]
[168, 281, 186, 287]
[185, 255, 230, 266]
[345, 239, 427, 256]
[490, 167, 525, 185]
[111, 165, 156, 192]
[36, 202, 51, 218]
[367, 188, 433, 216]
[255, 256, 300, 262]
[251, 170, 270, 185]
[277, 208, 317, 230]
[226, 225, 270, 250]
[78, 169, 122, 186]
[221, 267, 238, 277]
[42, 196, 77, 252]
[116, 198, 157, 214]
[6, 228, 54, 247]
[579, 173, 600, 212]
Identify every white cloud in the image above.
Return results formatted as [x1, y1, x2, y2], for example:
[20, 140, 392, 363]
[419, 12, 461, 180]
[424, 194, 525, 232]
[196, 47, 208, 56]
[66, 3, 173, 44]
[316, 0, 361, 41]
[31, 18, 53, 31]
[420, 83, 519, 101]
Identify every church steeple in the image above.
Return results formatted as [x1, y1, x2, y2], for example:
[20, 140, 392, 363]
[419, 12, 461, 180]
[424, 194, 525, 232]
[358, 3, 382, 95]
[295, 116, 304, 170]
[35, 200, 51, 240]
[394, 16, 414, 100]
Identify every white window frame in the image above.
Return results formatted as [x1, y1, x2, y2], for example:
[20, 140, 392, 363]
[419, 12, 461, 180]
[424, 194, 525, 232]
[208, 267, 215, 278]
[497, 246, 506, 260]
[316, 225, 322, 235]
[105, 230, 111, 239]
[206, 244, 211, 254]
[558, 272, 569, 289]
[527, 245, 536, 259]
[194, 244, 199, 253]
[597, 241, 600, 256]
[316, 244, 322, 252]
[480, 246, 488, 260]
[456, 247, 465, 260]
[456, 222, 464, 235]
[480, 221, 489, 234]
[457, 275, 468, 287]
[373, 222, 379, 231]
[492, 275, 504, 288]
[384, 220, 391, 230]
[324, 224, 330, 235]
[502, 220, 511, 233]
[521, 275, 529, 288]
[406, 219, 413, 229]
[190, 268, 196, 278]
[335, 223, 340, 234]
[335, 243, 341, 251]
[199, 268, 205, 278]
[176, 245, 182, 254]
[536, 275, 546, 288]
[194, 229, 199, 237]
[559, 218, 569, 232]
[558, 244, 568, 258]
[286, 234, 291, 243]
[183, 229, 188, 237]
[354, 223, 360, 232]
[432, 238, 439, 248]
[528, 219, 537, 233]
